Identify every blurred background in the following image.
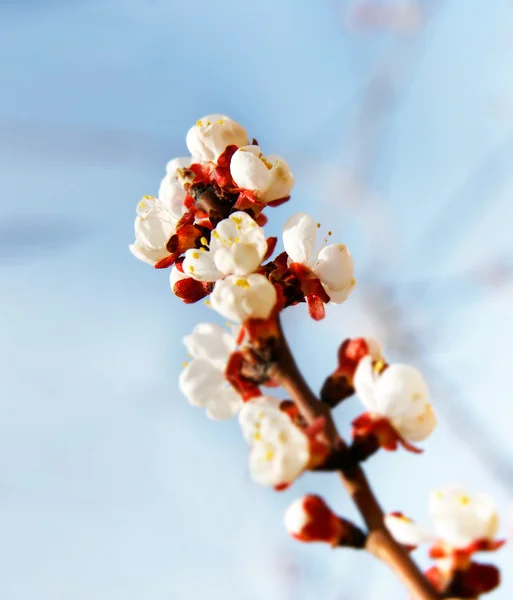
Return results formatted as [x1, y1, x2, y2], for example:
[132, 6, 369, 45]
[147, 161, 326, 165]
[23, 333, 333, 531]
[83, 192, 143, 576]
[1, 0, 513, 598]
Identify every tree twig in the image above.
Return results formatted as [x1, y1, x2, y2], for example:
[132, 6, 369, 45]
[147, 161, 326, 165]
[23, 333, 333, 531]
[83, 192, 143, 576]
[270, 319, 440, 600]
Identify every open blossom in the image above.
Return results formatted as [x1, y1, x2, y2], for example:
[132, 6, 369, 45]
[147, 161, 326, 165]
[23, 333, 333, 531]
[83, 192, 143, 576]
[353, 355, 436, 446]
[386, 487, 504, 555]
[210, 273, 277, 323]
[186, 114, 249, 164]
[283, 212, 356, 304]
[239, 397, 310, 487]
[230, 145, 294, 202]
[158, 157, 194, 221]
[129, 196, 176, 265]
[179, 323, 243, 420]
[182, 212, 267, 281]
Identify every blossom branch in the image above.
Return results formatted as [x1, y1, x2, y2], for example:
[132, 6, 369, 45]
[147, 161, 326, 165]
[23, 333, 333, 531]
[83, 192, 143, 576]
[271, 319, 440, 600]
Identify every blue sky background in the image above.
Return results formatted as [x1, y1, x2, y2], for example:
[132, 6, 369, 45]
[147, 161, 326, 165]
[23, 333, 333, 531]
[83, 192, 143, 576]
[1, 0, 513, 598]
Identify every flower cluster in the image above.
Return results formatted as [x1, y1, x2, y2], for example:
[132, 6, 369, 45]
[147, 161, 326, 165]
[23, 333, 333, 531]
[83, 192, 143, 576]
[130, 113, 505, 599]
[386, 487, 505, 597]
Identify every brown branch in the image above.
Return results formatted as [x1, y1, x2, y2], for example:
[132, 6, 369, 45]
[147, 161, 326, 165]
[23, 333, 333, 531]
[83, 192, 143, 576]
[270, 320, 440, 600]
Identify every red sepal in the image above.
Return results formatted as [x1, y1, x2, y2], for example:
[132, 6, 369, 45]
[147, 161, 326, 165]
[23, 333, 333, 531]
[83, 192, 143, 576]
[255, 213, 268, 227]
[154, 253, 178, 269]
[233, 189, 266, 213]
[263, 236, 277, 261]
[166, 224, 203, 255]
[266, 195, 290, 208]
[217, 144, 238, 168]
[306, 294, 326, 320]
[352, 413, 423, 454]
[175, 209, 195, 229]
[173, 278, 211, 304]
[225, 351, 261, 401]
[187, 162, 212, 186]
[213, 166, 234, 188]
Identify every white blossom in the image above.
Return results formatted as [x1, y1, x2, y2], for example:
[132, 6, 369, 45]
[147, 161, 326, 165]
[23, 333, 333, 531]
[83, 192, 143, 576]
[429, 487, 500, 549]
[283, 212, 356, 303]
[129, 196, 176, 266]
[182, 212, 267, 282]
[386, 487, 500, 551]
[179, 323, 242, 420]
[354, 356, 436, 442]
[230, 145, 294, 202]
[239, 397, 310, 487]
[158, 157, 194, 221]
[210, 273, 277, 323]
[186, 114, 249, 164]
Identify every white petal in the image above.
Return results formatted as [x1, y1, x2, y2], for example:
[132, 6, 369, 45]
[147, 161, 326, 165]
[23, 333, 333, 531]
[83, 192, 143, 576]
[322, 278, 357, 304]
[353, 356, 381, 412]
[179, 358, 225, 407]
[182, 249, 224, 282]
[129, 241, 169, 266]
[260, 155, 294, 203]
[158, 175, 187, 221]
[183, 323, 236, 368]
[284, 497, 310, 536]
[375, 364, 430, 420]
[429, 488, 499, 548]
[393, 403, 437, 442]
[134, 199, 176, 250]
[282, 212, 317, 264]
[385, 514, 435, 547]
[165, 156, 195, 174]
[314, 244, 355, 293]
[239, 396, 285, 443]
[186, 115, 249, 164]
[210, 274, 277, 322]
[214, 243, 263, 276]
[230, 146, 271, 191]
[205, 386, 243, 420]
[170, 265, 188, 291]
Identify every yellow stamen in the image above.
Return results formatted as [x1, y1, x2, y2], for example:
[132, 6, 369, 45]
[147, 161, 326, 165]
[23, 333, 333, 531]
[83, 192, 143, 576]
[212, 231, 220, 239]
[458, 495, 470, 506]
[192, 251, 200, 259]
[231, 216, 242, 225]
[206, 120, 211, 126]
[257, 411, 264, 419]
[254, 432, 261, 441]
[204, 299, 211, 306]
[235, 278, 250, 289]
[200, 247, 206, 252]
[189, 266, 195, 274]
[261, 157, 273, 170]
[234, 237, 240, 243]
[200, 236, 209, 247]
[217, 119, 224, 125]
[182, 361, 189, 368]
[374, 360, 386, 374]
[196, 120, 203, 127]
[316, 222, 321, 228]
[278, 432, 288, 444]
[264, 449, 274, 461]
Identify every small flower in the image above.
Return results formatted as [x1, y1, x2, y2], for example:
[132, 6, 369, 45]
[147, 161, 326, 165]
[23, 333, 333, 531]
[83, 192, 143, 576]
[285, 495, 367, 547]
[239, 397, 310, 487]
[429, 487, 501, 551]
[230, 145, 294, 203]
[129, 196, 176, 266]
[170, 262, 212, 304]
[158, 157, 195, 221]
[186, 115, 249, 164]
[179, 323, 243, 420]
[386, 486, 504, 555]
[182, 212, 267, 282]
[210, 273, 277, 323]
[353, 356, 436, 449]
[283, 212, 356, 304]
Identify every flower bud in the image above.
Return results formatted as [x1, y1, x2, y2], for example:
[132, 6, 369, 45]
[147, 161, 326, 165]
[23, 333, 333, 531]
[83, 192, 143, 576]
[186, 115, 249, 164]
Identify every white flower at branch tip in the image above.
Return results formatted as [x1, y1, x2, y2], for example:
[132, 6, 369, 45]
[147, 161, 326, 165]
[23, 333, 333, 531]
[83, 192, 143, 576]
[385, 487, 501, 551]
[230, 145, 294, 202]
[186, 114, 249, 164]
[129, 196, 176, 265]
[354, 356, 436, 442]
[182, 212, 267, 282]
[283, 212, 356, 303]
[210, 273, 277, 323]
[158, 157, 195, 221]
[239, 397, 310, 487]
[179, 323, 243, 420]
[429, 487, 500, 550]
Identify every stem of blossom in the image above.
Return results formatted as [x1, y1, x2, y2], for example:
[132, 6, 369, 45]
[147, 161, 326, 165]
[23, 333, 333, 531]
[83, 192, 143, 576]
[271, 321, 440, 600]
